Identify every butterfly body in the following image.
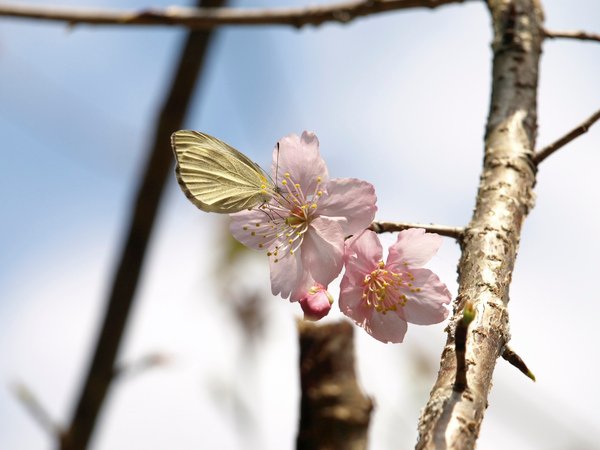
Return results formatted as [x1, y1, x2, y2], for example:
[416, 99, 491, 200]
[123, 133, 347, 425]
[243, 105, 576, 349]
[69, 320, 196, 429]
[171, 130, 273, 213]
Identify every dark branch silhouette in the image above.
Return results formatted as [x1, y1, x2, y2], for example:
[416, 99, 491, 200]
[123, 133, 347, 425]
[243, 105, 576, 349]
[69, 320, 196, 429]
[60, 1, 226, 449]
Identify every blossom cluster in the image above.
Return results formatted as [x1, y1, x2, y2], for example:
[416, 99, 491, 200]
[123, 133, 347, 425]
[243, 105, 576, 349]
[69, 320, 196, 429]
[230, 132, 451, 343]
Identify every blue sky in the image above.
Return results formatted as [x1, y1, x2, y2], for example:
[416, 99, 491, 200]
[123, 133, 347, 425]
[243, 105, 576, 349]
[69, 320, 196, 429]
[1, 0, 599, 449]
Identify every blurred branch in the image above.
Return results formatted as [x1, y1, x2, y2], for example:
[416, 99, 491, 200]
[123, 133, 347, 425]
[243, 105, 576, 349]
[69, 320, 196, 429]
[60, 1, 226, 449]
[113, 353, 171, 380]
[533, 108, 600, 165]
[369, 221, 464, 240]
[544, 28, 600, 43]
[296, 320, 373, 450]
[0, 0, 469, 29]
[12, 383, 63, 439]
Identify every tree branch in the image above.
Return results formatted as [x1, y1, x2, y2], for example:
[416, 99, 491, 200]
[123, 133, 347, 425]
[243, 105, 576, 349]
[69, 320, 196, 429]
[0, 0, 468, 29]
[533, 108, 600, 165]
[296, 320, 373, 450]
[416, 1, 543, 448]
[59, 1, 224, 449]
[369, 221, 464, 240]
[544, 28, 600, 43]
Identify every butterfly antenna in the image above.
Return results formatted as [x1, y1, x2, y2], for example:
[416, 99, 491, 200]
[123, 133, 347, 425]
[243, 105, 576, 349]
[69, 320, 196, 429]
[274, 142, 281, 193]
[258, 204, 277, 222]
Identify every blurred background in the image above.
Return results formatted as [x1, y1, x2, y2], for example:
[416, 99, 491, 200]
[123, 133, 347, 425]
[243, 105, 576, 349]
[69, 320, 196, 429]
[1, 0, 599, 448]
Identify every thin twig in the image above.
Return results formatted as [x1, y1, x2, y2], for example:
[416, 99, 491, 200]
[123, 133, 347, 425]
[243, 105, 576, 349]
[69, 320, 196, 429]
[59, 1, 224, 449]
[369, 221, 464, 240]
[501, 346, 535, 381]
[544, 28, 600, 43]
[0, 0, 468, 29]
[533, 108, 600, 165]
[11, 383, 63, 438]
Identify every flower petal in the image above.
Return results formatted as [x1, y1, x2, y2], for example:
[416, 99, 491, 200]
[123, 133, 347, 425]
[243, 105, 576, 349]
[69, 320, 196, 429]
[387, 228, 443, 269]
[397, 268, 451, 325]
[290, 270, 315, 302]
[339, 269, 408, 343]
[302, 217, 345, 286]
[270, 251, 303, 300]
[339, 279, 372, 322]
[344, 230, 382, 285]
[271, 131, 329, 193]
[317, 178, 377, 235]
[363, 311, 409, 344]
[339, 279, 408, 344]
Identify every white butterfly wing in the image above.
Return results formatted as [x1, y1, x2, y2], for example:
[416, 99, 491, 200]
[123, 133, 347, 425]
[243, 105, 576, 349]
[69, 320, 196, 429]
[171, 130, 272, 213]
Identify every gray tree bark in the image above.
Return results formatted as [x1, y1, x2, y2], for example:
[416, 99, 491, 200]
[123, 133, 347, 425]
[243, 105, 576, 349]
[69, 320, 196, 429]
[416, 1, 544, 448]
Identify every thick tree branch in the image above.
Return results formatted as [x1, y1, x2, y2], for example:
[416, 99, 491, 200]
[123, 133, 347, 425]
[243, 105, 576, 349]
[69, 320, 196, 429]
[0, 0, 468, 29]
[416, 1, 543, 448]
[59, 1, 224, 449]
[533, 108, 600, 165]
[544, 28, 600, 43]
[296, 320, 373, 450]
[369, 221, 464, 240]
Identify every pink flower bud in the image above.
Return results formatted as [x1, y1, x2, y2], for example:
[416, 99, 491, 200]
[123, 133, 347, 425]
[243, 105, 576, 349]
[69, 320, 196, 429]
[299, 284, 334, 321]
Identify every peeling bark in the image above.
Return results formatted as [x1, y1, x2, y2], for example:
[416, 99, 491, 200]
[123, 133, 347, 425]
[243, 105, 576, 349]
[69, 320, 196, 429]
[416, 1, 544, 448]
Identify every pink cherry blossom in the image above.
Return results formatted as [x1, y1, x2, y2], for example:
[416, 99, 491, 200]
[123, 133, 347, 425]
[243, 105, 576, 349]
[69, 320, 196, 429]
[299, 283, 334, 321]
[230, 131, 377, 301]
[340, 229, 451, 343]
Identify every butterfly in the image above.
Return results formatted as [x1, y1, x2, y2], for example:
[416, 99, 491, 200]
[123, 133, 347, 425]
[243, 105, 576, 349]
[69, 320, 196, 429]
[171, 130, 275, 213]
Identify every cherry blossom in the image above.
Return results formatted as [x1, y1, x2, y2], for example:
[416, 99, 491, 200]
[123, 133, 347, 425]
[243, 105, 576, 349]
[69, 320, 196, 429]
[340, 229, 451, 343]
[230, 131, 377, 301]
